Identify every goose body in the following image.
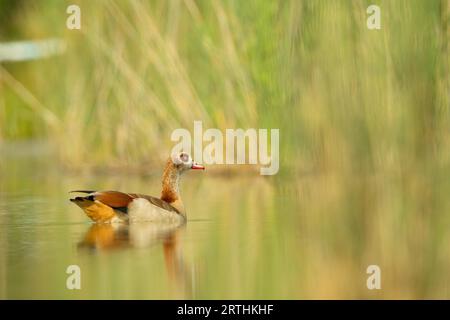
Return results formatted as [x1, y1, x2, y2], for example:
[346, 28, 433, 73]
[70, 153, 204, 223]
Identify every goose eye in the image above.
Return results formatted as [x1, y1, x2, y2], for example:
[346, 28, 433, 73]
[180, 153, 189, 162]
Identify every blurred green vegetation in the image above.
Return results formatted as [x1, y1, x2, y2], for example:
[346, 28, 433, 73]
[0, 0, 449, 175]
[1, 1, 450, 299]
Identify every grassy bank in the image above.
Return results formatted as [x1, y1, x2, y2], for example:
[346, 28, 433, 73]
[0, 0, 449, 175]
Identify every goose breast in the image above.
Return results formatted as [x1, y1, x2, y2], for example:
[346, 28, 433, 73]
[128, 198, 185, 223]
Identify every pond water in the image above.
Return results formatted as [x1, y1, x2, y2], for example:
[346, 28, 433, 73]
[1, 142, 449, 299]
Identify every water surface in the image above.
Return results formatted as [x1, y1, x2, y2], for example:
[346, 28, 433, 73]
[1, 143, 449, 299]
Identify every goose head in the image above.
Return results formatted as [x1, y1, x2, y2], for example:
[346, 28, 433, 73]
[170, 152, 205, 173]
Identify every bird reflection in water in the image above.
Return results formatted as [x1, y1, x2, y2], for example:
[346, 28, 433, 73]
[78, 222, 192, 298]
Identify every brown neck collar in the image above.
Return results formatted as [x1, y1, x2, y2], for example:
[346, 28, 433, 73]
[160, 159, 185, 215]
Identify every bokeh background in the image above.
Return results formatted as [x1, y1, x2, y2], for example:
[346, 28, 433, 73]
[1, 0, 450, 299]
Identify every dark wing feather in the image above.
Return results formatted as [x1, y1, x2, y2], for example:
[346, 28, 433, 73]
[69, 190, 96, 194]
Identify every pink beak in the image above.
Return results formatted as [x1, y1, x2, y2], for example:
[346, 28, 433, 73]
[191, 163, 205, 170]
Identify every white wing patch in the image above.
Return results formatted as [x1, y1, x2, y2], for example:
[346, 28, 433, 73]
[128, 198, 184, 223]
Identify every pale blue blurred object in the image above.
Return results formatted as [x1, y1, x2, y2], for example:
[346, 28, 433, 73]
[0, 38, 65, 62]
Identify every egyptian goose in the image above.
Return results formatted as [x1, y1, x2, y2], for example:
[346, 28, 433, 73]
[70, 152, 204, 223]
